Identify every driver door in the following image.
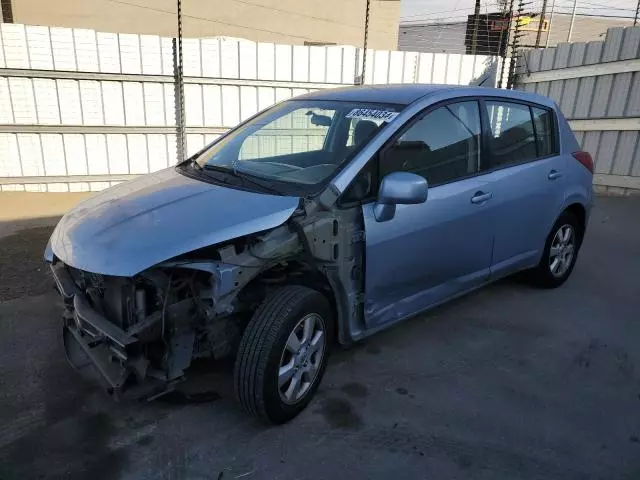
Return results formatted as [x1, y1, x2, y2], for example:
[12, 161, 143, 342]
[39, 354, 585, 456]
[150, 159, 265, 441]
[362, 100, 495, 330]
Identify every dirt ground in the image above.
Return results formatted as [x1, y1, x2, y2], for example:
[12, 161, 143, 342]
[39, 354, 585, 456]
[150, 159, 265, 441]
[0, 226, 54, 301]
[0, 195, 639, 480]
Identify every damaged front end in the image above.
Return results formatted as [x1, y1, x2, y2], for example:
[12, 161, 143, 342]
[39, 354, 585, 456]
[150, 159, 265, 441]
[45, 167, 367, 402]
[51, 258, 242, 400]
[44, 167, 309, 400]
[48, 219, 321, 400]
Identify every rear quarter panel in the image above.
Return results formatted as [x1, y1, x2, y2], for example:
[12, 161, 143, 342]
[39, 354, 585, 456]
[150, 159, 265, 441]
[555, 106, 593, 227]
[560, 155, 594, 226]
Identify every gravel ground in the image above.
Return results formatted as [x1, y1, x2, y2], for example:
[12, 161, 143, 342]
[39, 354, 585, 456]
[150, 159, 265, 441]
[0, 196, 639, 480]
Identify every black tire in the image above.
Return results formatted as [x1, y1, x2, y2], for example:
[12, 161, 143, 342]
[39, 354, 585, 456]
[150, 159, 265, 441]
[234, 285, 332, 424]
[530, 210, 583, 288]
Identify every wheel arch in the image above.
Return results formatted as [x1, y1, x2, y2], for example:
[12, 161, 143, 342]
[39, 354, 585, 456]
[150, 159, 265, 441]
[559, 201, 588, 248]
[565, 202, 586, 231]
[235, 258, 350, 345]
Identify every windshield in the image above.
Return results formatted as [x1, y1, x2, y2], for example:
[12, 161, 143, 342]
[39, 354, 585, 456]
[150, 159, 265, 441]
[193, 100, 403, 189]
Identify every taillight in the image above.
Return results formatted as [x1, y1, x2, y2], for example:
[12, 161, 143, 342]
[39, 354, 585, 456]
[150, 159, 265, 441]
[573, 151, 594, 174]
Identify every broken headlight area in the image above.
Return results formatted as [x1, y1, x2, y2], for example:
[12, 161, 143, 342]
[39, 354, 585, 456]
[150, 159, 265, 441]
[51, 261, 243, 400]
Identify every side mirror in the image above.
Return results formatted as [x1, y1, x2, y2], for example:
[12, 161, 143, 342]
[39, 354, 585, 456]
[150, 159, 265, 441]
[373, 172, 428, 222]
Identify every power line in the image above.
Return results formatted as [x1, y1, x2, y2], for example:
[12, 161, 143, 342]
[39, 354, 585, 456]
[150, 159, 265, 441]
[401, 22, 522, 32]
[552, 10, 637, 18]
[401, 10, 534, 26]
[402, 18, 486, 25]
[400, 0, 634, 24]
[401, 16, 501, 26]
[552, 1, 635, 11]
[223, 0, 392, 33]
[400, 22, 534, 38]
[552, 0, 636, 10]
[400, 3, 509, 21]
[104, 0, 316, 41]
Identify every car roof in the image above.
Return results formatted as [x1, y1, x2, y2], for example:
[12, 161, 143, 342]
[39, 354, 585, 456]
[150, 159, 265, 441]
[294, 84, 555, 109]
[295, 84, 455, 105]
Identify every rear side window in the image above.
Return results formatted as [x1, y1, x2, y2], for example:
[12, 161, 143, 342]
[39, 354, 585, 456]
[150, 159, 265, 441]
[486, 101, 537, 168]
[531, 107, 555, 157]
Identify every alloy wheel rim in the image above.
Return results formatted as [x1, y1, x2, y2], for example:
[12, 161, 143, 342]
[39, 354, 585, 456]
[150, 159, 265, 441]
[278, 313, 326, 405]
[549, 224, 575, 278]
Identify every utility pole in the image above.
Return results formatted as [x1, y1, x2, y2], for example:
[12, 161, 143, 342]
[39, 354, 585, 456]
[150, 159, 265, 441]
[567, 0, 578, 42]
[507, 0, 524, 89]
[360, 0, 371, 85]
[1, 0, 14, 22]
[535, 0, 548, 48]
[498, 0, 514, 88]
[471, 0, 481, 55]
[545, 0, 557, 48]
[174, 0, 186, 163]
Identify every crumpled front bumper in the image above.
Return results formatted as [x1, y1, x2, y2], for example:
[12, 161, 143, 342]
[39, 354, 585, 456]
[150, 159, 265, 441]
[51, 263, 177, 400]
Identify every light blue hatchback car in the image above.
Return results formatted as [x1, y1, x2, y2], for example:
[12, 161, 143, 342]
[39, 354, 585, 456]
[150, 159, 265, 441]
[46, 85, 593, 423]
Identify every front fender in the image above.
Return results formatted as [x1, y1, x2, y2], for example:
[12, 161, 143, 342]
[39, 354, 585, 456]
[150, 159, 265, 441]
[44, 237, 54, 263]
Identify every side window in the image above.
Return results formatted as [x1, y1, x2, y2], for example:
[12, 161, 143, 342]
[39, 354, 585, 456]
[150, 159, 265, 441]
[379, 101, 481, 186]
[532, 107, 556, 157]
[485, 101, 536, 168]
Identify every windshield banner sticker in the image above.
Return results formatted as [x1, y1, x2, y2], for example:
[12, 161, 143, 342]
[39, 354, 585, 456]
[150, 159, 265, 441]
[346, 108, 399, 123]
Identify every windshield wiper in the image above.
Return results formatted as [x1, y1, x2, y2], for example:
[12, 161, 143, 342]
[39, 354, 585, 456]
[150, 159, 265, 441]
[201, 164, 230, 174]
[202, 164, 282, 195]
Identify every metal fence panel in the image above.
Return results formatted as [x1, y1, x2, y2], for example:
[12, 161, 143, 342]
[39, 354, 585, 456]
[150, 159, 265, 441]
[0, 22, 498, 191]
[517, 26, 640, 193]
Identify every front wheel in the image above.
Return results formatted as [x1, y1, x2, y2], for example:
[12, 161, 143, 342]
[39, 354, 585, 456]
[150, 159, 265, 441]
[234, 285, 332, 424]
[530, 211, 583, 288]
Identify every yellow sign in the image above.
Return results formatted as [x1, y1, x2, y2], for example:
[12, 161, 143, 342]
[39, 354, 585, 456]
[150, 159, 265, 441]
[518, 16, 533, 27]
[517, 15, 548, 31]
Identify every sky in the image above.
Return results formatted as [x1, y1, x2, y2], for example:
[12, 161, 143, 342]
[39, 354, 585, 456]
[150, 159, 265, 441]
[399, 0, 640, 24]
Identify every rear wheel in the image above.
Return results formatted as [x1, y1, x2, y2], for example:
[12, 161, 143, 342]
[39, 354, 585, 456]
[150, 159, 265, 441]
[234, 285, 332, 424]
[530, 211, 583, 288]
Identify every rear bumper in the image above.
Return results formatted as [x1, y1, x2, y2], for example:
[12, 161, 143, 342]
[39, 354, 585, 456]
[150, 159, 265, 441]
[51, 263, 177, 400]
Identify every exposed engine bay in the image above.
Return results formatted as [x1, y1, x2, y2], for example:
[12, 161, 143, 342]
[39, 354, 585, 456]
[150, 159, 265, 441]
[51, 204, 365, 400]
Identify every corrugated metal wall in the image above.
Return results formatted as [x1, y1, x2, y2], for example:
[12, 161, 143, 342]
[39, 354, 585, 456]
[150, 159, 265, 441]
[517, 26, 640, 194]
[0, 23, 497, 192]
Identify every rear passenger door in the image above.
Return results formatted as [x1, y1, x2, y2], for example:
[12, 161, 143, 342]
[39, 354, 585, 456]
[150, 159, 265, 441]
[482, 100, 567, 277]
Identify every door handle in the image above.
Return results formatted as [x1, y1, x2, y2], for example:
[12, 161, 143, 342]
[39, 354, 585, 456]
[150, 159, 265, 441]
[470, 191, 492, 204]
[548, 170, 562, 180]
